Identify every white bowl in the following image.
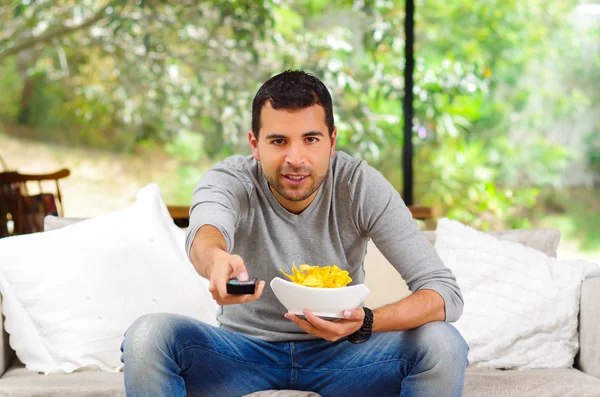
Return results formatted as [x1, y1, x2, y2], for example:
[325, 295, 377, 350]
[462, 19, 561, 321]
[270, 277, 370, 318]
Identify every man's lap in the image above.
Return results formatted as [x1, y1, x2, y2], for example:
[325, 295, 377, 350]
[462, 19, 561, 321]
[292, 324, 465, 396]
[122, 313, 467, 397]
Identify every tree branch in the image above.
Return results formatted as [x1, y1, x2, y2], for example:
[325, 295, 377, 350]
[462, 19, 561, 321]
[0, 2, 115, 61]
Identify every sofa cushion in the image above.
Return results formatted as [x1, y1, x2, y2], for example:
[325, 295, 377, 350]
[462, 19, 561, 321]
[43, 216, 88, 231]
[364, 228, 561, 308]
[576, 276, 600, 380]
[0, 362, 126, 397]
[2, 361, 600, 397]
[0, 184, 218, 374]
[0, 362, 320, 397]
[463, 367, 600, 397]
[435, 218, 599, 369]
[423, 228, 561, 258]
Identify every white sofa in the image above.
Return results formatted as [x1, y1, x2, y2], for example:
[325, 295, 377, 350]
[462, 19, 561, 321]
[0, 226, 599, 397]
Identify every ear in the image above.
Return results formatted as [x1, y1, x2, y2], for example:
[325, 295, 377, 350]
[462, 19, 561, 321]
[248, 130, 260, 161]
[330, 127, 338, 158]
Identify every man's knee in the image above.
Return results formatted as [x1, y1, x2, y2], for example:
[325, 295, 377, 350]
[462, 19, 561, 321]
[410, 322, 469, 370]
[121, 313, 177, 364]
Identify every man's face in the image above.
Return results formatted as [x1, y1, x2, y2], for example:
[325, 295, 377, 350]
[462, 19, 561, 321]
[248, 101, 337, 214]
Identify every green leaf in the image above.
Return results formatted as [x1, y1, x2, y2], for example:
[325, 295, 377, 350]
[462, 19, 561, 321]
[13, 3, 24, 18]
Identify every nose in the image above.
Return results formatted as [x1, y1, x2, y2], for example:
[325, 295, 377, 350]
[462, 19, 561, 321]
[285, 142, 306, 168]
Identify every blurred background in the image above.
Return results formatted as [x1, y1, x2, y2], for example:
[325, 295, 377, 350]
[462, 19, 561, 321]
[0, 0, 598, 261]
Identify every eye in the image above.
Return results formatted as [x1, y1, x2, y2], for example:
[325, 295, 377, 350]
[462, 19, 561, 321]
[271, 138, 286, 146]
[306, 137, 319, 144]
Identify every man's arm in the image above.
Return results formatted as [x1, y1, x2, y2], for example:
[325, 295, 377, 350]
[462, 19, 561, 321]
[190, 224, 229, 279]
[190, 224, 265, 305]
[185, 164, 246, 262]
[185, 161, 264, 304]
[352, 163, 464, 324]
[372, 289, 445, 332]
[285, 289, 445, 342]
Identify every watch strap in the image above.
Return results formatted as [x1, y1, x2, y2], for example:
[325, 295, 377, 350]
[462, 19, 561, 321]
[347, 307, 373, 344]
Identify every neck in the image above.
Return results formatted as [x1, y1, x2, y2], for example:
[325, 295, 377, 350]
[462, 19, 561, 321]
[268, 185, 318, 214]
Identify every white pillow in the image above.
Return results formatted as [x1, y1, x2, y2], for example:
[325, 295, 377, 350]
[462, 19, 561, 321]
[435, 218, 600, 370]
[0, 184, 218, 374]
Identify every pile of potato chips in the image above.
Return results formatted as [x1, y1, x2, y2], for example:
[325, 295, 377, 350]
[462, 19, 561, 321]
[280, 263, 352, 288]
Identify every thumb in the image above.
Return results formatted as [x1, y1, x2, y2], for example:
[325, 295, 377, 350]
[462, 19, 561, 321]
[343, 308, 364, 322]
[230, 255, 249, 281]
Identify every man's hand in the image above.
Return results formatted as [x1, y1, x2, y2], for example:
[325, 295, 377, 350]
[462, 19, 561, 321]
[208, 251, 265, 305]
[284, 308, 365, 342]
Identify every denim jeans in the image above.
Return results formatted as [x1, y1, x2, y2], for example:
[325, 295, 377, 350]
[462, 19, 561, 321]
[120, 313, 468, 397]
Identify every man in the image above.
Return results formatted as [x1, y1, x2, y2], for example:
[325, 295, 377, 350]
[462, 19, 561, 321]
[121, 70, 468, 396]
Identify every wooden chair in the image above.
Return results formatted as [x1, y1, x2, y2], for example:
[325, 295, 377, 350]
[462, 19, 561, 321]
[0, 169, 70, 237]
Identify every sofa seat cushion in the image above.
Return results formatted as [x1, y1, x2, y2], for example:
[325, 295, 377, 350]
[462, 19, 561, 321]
[464, 367, 600, 397]
[3, 362, 600, 397]
[0, 362, 125, 397]
[0, 362, 320, 397]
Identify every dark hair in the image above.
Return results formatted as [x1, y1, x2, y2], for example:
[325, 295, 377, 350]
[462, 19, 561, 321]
[251, 70, 334, 139]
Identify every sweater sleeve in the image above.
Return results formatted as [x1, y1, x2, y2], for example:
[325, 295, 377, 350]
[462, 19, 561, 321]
[185, 161, 250, 262]
[349, 161, 464, 322]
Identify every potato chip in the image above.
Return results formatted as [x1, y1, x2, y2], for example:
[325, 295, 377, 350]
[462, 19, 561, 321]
[280, 263, 352, 288]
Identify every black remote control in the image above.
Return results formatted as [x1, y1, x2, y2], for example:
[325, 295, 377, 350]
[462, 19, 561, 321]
[226, 278, 258, 295]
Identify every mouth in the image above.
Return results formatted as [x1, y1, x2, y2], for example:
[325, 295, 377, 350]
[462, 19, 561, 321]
[282, 174, 308, 183]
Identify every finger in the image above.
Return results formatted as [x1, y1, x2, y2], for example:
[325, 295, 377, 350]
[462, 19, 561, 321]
[208, 259, 234, 299]
[215, 275, 229, 299]
[342, 307, 365, 322]
[217, 295, 249, 305]
[250, 280, 265, 300]
[209, 280, 222, 301]
[303, 310, 364, 340]
[212, 265, 234, 299]
[303, 310, 337, 331]
[285, 313, 325, 337]
[230, 255, 248, 281]
[212, 294, 222, 304]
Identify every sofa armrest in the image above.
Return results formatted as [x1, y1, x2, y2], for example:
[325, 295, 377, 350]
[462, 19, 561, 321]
[576, 276, 600, 379]
[0, 294, 15, 376]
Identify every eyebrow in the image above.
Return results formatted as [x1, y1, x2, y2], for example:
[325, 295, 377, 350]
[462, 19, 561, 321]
[265, 131, 325, 140]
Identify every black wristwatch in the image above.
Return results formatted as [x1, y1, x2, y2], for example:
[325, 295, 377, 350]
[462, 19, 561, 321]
[347, 307, 373, 344]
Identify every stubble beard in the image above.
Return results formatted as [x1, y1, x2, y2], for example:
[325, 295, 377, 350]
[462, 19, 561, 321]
[266, 167, 328, 202]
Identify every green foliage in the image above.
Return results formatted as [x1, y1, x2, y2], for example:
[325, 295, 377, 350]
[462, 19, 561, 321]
[491, 137, 571, 188]
[1, 0, 276, 153]
[584, 129, 600, 179]
[538, 187, 600, 252]
[164, 132, 206, 163]
[26, 73, 67, 128]
[161, 164, 205, 206]
[0, 57, 22, 121]
[415, 134, 569, 229]
[0, 0, 596, 229]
